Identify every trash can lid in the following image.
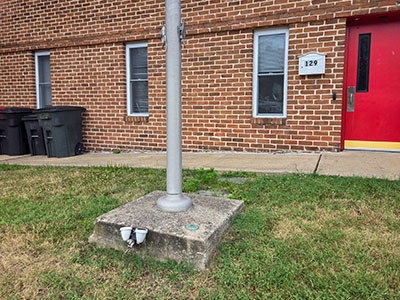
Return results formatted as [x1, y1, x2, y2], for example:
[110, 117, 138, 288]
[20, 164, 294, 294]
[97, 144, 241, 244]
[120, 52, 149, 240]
[1, 107, 34, 114]
[34, 106, 86, 113]
[21, 114, 39, 121]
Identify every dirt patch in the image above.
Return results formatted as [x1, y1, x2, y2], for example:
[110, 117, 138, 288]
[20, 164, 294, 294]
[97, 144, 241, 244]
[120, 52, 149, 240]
[0, 227, 208, 299]
[0, 168, 83, 197]
[273, 207, 336, 239]
[273, 201, 400, 259]
[0, 228, 76, 299]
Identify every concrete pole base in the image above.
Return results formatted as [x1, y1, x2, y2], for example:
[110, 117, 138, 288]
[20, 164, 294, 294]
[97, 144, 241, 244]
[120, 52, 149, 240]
[89, 191, 243, 270]
[157, 193, 192, 212]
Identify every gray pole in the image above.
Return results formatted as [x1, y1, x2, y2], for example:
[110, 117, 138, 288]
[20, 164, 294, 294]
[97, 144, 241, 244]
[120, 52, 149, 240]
[157, 0, 192, 212]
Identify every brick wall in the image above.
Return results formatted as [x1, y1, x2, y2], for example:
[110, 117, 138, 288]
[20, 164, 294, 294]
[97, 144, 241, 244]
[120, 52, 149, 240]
[0, 52, 36, 108]
[1, 1, 399, 152]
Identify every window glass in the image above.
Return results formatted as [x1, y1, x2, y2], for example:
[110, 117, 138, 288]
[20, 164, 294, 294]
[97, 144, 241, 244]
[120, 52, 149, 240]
[258, 75, 284, 114]
[39, 84, 52, 107]
[38, 55, 51, 83]
[356, 33, 371, 93]
[130, 81, 148, 114]
[258, 34, 285, 73]
[130, 47, 148, 80]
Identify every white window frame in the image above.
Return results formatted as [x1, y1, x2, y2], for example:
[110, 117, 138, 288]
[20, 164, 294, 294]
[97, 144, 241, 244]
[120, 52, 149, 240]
[35, 51, 51, 109]
[126, 42, 149, 116]
[252, 28, 289, 118]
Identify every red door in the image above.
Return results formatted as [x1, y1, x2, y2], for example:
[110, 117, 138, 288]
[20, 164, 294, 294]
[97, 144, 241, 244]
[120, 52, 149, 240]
[344, 17, 400, 151]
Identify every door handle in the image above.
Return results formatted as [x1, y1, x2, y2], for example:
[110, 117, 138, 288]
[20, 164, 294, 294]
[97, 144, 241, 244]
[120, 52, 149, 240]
[347, 86, 355, 112]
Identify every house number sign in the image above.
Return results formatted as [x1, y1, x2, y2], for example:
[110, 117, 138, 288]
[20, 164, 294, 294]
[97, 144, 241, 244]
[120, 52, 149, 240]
[298, 52, 326, 75]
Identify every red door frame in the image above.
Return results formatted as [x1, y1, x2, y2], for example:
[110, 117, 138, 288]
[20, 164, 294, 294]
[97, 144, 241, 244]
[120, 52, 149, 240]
[340, 11, 400, 150]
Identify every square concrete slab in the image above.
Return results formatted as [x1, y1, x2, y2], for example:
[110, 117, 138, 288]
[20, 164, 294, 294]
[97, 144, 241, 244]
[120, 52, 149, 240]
[89, 191, 244, 270]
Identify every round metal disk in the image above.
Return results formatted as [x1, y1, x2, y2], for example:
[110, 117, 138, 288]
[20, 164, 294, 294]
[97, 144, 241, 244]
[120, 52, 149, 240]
[186, 224, 199, 231]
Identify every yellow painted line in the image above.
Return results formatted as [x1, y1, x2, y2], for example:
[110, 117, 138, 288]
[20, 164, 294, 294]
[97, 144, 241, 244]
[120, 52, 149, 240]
[344, 140, 400, 151]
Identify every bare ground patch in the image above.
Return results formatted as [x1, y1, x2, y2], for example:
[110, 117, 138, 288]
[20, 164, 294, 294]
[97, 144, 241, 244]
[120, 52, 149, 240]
[0, 228, 61, 299]
[273, 200, 400, 259]
[0, 227, 213, 299]
[0, 168, 84, 198]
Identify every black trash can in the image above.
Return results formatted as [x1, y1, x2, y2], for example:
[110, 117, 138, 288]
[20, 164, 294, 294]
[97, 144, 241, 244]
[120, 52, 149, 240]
[0, 107, 33, 155]
[22, 114, 47, 156]
[34, 106, 86, 158]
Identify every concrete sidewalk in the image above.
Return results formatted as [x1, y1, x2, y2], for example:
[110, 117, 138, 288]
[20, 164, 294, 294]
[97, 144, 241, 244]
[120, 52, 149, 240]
[0, 151, 399, 180]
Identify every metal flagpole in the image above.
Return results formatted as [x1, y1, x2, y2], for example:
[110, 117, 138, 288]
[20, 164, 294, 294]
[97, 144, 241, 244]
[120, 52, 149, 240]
[157, 0, 192, 212]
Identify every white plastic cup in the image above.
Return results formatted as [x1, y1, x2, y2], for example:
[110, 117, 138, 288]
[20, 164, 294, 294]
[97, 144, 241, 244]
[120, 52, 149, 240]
[120, 227, 133, 241]
[135, 228, 148, 244]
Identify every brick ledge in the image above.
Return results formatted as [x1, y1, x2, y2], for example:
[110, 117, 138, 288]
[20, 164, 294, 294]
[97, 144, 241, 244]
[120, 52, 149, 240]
[124, 115, 149, 123]
[250, 117, 286, 126]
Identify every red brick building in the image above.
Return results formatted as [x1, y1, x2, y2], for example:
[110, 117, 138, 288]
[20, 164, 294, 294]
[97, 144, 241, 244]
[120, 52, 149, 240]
[1, 1, 399, 153]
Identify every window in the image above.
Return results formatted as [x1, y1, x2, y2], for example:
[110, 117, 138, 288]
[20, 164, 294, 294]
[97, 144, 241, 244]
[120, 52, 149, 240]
[35, 51, 52, 108]
[253, 28, 289, 117]
[126, 42, 148, 116]
[356, 33, 371, 93]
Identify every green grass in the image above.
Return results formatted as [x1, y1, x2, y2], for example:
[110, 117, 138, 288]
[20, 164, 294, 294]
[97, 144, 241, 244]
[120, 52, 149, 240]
[0, 164, 399, 299]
